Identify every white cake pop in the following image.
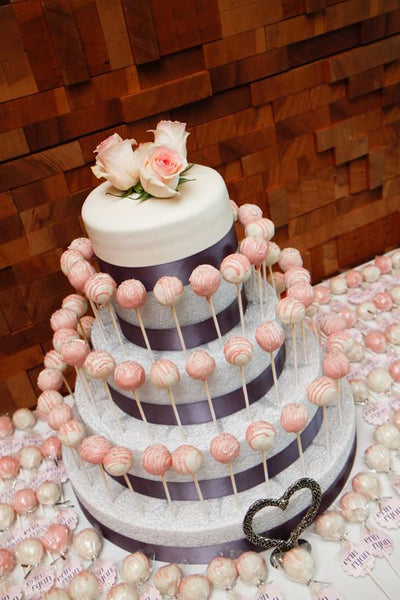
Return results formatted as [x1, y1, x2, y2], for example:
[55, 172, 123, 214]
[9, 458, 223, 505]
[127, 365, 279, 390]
[206, 556, 237, 590]
[12, 407, 35, 430]
[45, 589, 72, 600]
[69, 570, 99, 600]
[374, 423, 400, 450]
[352, 471, 381, 501]
[367, 367, 392, 393]
[365, 444, 391, 472]
[245, 218, 274, 241]
[121, 552, 150, 584]
[107, 583, 138, 600]
[154, 563, 183, 597]
[15, 538, 44, 567]
[362, 264, 380, 283]
[236, 551, 268, 586]
[329, 276, 347, 295]
[356, 301, 377, 321]
[18, 445, 43, 470]
[237, 203, 262, 226]
[0, 502, 15, 531]
[339, 491, 370, 523]
[72, 528, 103, 561]
[281, 546, 314, 584]
[37, 481, 61, 507]
[315, 511, 346, 541]
[179, 575, 211, 600]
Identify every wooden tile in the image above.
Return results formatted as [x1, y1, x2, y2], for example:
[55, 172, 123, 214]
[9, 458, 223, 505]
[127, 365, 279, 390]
[194, 0, 222, 43]
[0, 87, 70, 133]
[273, 90, 311, 122]
[0, 346, 44, 380]
[266, 12, 325, 49]
[137, 48, 204, 89]
[349, 157, 368, 194]
[219, 1, 283, 37]
[0, 128, 29, 161]
[309, 240, 338, 282]
[347, 66, 384, 98]
[288, 23, 360, 69]
[95, 0, 134, 69]
[204, 28, 266, 69]
[368, 146, 385, 189]
[150, 0, 179, 55]
[266, 186, 288, 227]
[334, 134, 369, 165]
[170, 0, 202, 51]
[121, 0, 159, 64]
[5, 372, 37, 409]
[171, 86, 251, 127]
[71, 0, 110, 76]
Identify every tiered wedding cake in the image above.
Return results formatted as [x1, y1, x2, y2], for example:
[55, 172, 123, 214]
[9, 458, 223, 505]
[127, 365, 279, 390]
[62, 122, 356, 563]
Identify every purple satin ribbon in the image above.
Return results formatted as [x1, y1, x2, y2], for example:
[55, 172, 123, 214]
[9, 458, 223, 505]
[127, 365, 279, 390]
[118, 288, 248, 350]
[97, 225, 238, 289]
[110, 344, 286, 425]
[75, 434, 356, 564]
[109, 403, 321, 500]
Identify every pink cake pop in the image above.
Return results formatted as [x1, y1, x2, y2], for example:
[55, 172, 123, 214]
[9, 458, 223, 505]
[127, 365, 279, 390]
[206, 556, 238, 590]
[276, 297, 305, 388]
[237, 203, 262, 226]
[114, 361, 148, 428]
[68, 237, 94, 260]
[345, 269, 362, 288]
[224, 337, 254, 419]
[186, 350, 217, 427]
[67, 260, 96, 291]
[53, 328, 80, 353]
[306, 376, 337, 450]
[189, 265, 222, 342]
[0, 456, 19, 480]
[393, 409, 400, 429]
[37, 368, 64, 392]
[142, 444, 173, 507]
[364, 331, 386, 354]
[284, 267, 311, 288]
[62, 293, 88, 318]
[44, 350, 67, 372]
[246, 421, 276, 487]
[179, 575, 211, 600]
[60, 249, 85, 275]
[37, 390, 64, 419]
[220, 253, 251, 335]
[240, 236, 268, 319]
[322, 351, 350, 421]
[280, 403, 309, 475]
[0, 548, 15, 578]
[245, 218, 275, 241]
[255, 320, 285, 400]
[150, 360, 182, 429]
[42, 523, 70, 556]
[77, 315, 95, 343]
[61, 338, 95, 409]
[107, 584, 138, 600]
[103, 446, 138, 507]
[389, 360, 400, 382]
[47, 404, 73, 431]
[84, 350, 122, 431]
[287, 282, 314, 361]
[352, 471, 381, 501]
[374, 291, 393, 312]
[326, 331, 354, 355]
[80, 435, 112, 498]
[313, 285, 330, 304]
[154, 276, 187, 354]
[172, 445, 204, 504]
[69, 570, 99, 600]
[338, 305, 356, 328]
[268, 270, 285, 297]
[116, 279, 153, 361]
[50, 308, 78, 332]
[278, 247, 303, 271]
[12, 489, 38, 515]
[41, 436, 62, 463]
[319, 314, 346, 337]
[210, 433, 240, 497]
[230, 199, 239, 221]
[0, 415, 13, 439]
[58, 419, 88, 478]
[386, 324, 400, 346]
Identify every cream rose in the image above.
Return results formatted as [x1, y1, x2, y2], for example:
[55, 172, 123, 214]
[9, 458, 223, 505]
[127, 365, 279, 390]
[138, 143, 187, 198]
[151, 120, 189, 158]
[91, 133, 139, 191]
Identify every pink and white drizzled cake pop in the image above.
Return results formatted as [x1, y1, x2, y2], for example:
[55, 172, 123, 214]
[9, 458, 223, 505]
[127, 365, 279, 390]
[80, 435, 112, 496]
[374, 423, 400, 450]
[345, 269, 363, 288]
[365, 443, 392, 472]
[60, 249, 85, 276]
[280, 546, 314, 585]
[306, 376, 337, 450]
[53, 327, 80, 353]
[154, 275, 187, 354]
[84, 350, 122, 431]
[210, 433, 240, 496]
[114, 361, 148, 427]
[61, 338, 94, 408]
[245, 217, 274, 241]
[142, 444, 173, 507]
[255, 320, 285, 400]
[240, 236, 268, 319]
[278, 247, 303, 271]
[172, 445, 204, 504]
[364, 331, 386, 354]
[121, 552, 150, 584]
[236, 551, 268, 586]
[116, 279, 153, 361]
[50, 308, 78, 332]
[103, 446, 138, 507]
[77, 315, 95, 343]
[67, 260, 96, 291]
[179, 575, 211, 600]
[0, 415, 13, 439]
[154, 563, 183, 597]
[68, 237, 94, 260]
[284, 267, 311, 288]
[206, 556, 238, 590]
[313, 285, 330, 304]
[37, 368, 64, 392]
[47, 403, 74, 431]
[280, 403, 309, 475]
[150, 359, 182, 428]
[319, 314, 346, 337]
[339, 491, 369, 523]
[0, 456, 19, 480]
[224, 336, 254, 419]
[44, 349, 67, 372]
[352, 471, 381, 500]
[186, 350, 217, 427]
[230, 199, 239, 221]
[62, 293, 88, 318]
[326, 331, 354, 355]
[189, 265, 222, 342]
[41, 436, 62, 462]
[107, 583, 138, 600]
[374, 291, 393, 312]
[246, 421, 276, 487]
[58, 419, 86, 449]
[322, 352, 350, 421]
[237, 203, 262, 226]
[276, 297, 305, 388]
[220, 253, 251, 335]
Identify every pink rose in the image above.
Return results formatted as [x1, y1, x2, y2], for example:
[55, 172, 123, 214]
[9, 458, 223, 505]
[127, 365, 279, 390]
[138, 143, 187, 198]
[91, 133, 139, 191]
[151, 121, 189, 158]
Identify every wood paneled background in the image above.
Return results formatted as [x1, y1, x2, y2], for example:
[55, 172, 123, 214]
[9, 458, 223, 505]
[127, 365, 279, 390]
[1, 0, 400, 412]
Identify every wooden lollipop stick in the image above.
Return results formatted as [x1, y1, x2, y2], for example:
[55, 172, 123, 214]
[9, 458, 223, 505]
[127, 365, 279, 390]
[88, 299, 107, 343]
[262, 261, 267, 283]
[257, 268, 265, 320]
[368, 573, 395, 600]
[123, 473, 141, 510]
[161, 475, 173, 509]
[268, 265, 277, 295]
[77, 317, 91, 347]
[338, 378, 343, 423]
[207, 297, 223, 344]
[269, 352, 280, 402]
[75, 368, 99, 416]
[107, 304, 127, 357]
[192, 473, 205, 504]
[62, 375, 75, 401]
[323, 405, 330, 452]
[203, 380, 218, 430]
[131, 390, 149, 425]
[102, 380, 124, 433]
[239, 366, 251, 421]
[135, 308, 154, 362]
[236, 283, 246, 336]
[171, 305, 187, 355]
[99, 464, 113, 502]
[385, 555, 400, 578]
[296, 432, 305, 476]
[262, 449, 269, 487]
[167, 388, 183, 429]
[228, 462, 238, 496]
[301, 320, 307, 363]
[291, 324, 299, 390]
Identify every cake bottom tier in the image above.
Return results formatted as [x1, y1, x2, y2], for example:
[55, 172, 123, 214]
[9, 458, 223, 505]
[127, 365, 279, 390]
[65, 387, 356, 564]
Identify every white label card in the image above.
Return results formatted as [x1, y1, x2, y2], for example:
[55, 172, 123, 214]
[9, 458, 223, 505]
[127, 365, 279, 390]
[374, 498, 400, 529]
[340, 543, 375, 577]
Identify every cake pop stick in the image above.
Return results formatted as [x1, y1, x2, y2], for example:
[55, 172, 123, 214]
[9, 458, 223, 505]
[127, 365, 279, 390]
[268, 270, 285, 298]
[287, 282, 315, 362]
[114, 361, 150, 433]
[116, 279, 154, 361]
[44, 349, 75, 400]
[142, 444, 173, 509]
[84, 350, 123, 432]
[246, 421, 276, 488]
[186, 350, 218, 429]
[189, 264, 222, 343]
[77, 315, 95, 346]
[153, 276, 187, 354]
[306, 376, 337, 451]
[41, 436, 62, 466]
[210, 432, 240, 498]
[280, 403, 309, 476]
[103, 446, 140, 509]
[276, 297, 305, 389]
[240, 237, 268, 319]
[80, 435, 112, 500]
[322, 352, 350, 422]
[84, 272, 126, 356]
[150, 359, 183, 430]
[220, 253, 251, 335]
[245, 217, 275, 284]
[61, 338, 97, 412]
[255, 320, 285, 401]
[264, 241, 280, 292]
[172, 445, 204, 506]
[223, 337, 254, 420]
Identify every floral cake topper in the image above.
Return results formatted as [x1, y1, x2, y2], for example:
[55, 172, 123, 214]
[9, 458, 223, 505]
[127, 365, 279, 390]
[91, 120, 193, 200]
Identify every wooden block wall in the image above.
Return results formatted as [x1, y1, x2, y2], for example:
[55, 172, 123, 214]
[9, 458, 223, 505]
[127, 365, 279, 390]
[1, 0, 400, 410]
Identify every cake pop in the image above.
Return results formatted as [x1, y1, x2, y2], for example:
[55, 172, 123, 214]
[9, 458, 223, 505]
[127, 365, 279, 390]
[114, 361, 148, 430]
[284, 267, 311, 287]
[391, 250, 400, 268]
[67, 260, 96, 292]
[349, 379, 369, 404]
[61, 338, 95, 409]
[37, 481, 61, 508]
[339, 492, 369, 523]
[84, 350, 122, 431]
[237, 203, 262, 226]
[352, 472, 381, 501]
[223, 336, 254, 419]
[0, 548, 15, 578]
[255, 320, 285, 401]
[15, 538, 44, 570]
[121, 552, 150, 585]
[322, 352, 350, 420]
[60, 249, 85, 275]
[53, 328, 80, 353]
[278, 247, 303, 271]
[37, 390, 65, 420]
[108, 583, 138, 600]
[172, 445, 204, 505]
[150, 359, 182, 429]
[264, 242, 281, 290]
[68, 237, 94, 260]
[179, 575, 211, 600]
[40, 435, 62, 465]
[374, 424, 400, 450]
[246, 421, 276, 487]
[37, 368, 64, 392]
[142, 444, 173, 507]
[236, 551, 268, 586]
[186, 350, 217, 428]
[47, 404, 74, 431]
[315, 511, 346, 541]
[62, 293, 88, 318]
[239, 236, 268, 319]
[154, 563, 183, 598]
[116, 279, 153, 361]
[12, 489, 38, 515]
[18, 445, 43, 472]
[362, 264, 380, 283]
[80, 435, 112, 498]
[220, 253, 251, 335]
[69, 570, 99, 600]
[245, 218, 274, 242]
[313, 285, 330, 304]
[103, 446, 138, 507]
[0, 456, 19, 480]
[366, 367, 392, 394]
[365, 444, 391, 472]
[374, 292, 393, 312]
[189, 265, 222, 342]
[42, 523, 70, 556]
[326, 331, 354, 355]
[50, 308, 78, 332]
[72, 528, 103, 562]
[345, 269, 363, 288]
[0, 502, 15, 531]
[364, 331, 386, 354]
[268, 270, 285, 297]
[276, 297, 305, 388]
[210, 433, 240, 497]
[329, 276, 347, 295]
[153, 276, 187, 354]
[280, 403, 309, 475]
[206, 556, 237, 590]
[45, 589, 72, 600]
[356, 301, 377, 321]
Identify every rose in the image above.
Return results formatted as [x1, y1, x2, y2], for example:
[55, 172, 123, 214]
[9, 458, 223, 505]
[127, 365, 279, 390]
[151, 120, 189, 158]
[91, 133, 139, 191]
[137, 143, 187, 198]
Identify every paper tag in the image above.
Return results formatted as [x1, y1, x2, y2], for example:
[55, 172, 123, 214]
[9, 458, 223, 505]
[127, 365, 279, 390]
[0, 528, 26, 551]
[140, 586, 162, 600]
[362, 403, 391, 426]
[55, 558, 83, 588]
[391, 396, 400, 411]
[374, 498, 400, 529]
[254, 584, 284, 600]
[0, 585, 22, 600]
[23, 518, 50, 540]
[29, 462, 68, 490]
[91, 560, 116, 591]
[55, 509, 78, 530]
[22, 434, 44, 447]
[362, 528, 393, 557]
[340, 543, 375, 577]
[23, 566, 55, 599]
[312, 587, 344, 600]
[0, 437, 23, 456]
[390, 473, 400, 495]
